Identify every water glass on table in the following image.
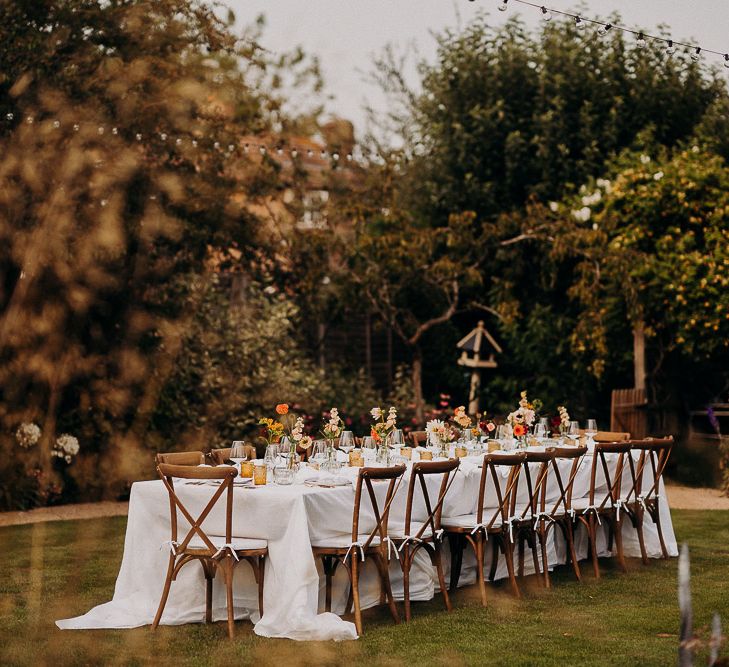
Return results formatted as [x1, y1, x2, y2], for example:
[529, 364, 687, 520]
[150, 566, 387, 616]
[567, 421, 580, 446]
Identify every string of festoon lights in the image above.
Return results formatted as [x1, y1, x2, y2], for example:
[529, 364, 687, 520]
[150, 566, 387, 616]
[1, 112, 358, 165]
[479, 0, 729, 67]
[1, 111, 361, 206]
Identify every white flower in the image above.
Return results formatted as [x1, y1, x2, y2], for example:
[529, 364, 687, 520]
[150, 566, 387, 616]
[691, 145, 699, 153]
[592, 222, 599, 230]
[640, 154, 651, 164]
[54, 434, 79, 460]
[581, 191, 601, 206]
[653, 171, 664, 181]
[548, 201, 559, 212]
[596, 178, 611, 190]
[370, 407, 382, 420]
[571, 207, 591, 222]
[16, 422, 41, 448]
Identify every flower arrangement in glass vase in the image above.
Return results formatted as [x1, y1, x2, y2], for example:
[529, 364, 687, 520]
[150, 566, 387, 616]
[370, 406, 397, 463]
[320, 407, 343, 470]
[476, 412, 496, 440]
[451, 406, 472, 440]
[557, 405, 571, 438]
[271, 403, 313, 470]
[506, 391, 542, 447]
[426, 419, 456, 458]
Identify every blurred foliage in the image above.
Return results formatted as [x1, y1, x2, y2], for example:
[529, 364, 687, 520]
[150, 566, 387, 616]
[0, 0, 323, 507]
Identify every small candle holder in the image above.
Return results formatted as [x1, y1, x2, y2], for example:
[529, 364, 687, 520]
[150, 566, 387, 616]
[253, 464, 268, 485]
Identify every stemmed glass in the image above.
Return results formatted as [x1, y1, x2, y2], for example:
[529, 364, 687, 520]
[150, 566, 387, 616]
[230, 441, 248, 475]
[339, 431, 355, 454]
[390, 429, 405, 448]
[264, 443, 279, 471]
[584, 418, 598, 449]
[497, 424, 513, 449]
[534, 423, 548, 446]
[567, 421, 580, 446]
[311, 440, 328, 466]
[538, 417, 550, 437]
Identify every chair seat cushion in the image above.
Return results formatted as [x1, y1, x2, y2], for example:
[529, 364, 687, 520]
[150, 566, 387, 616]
[186, 534, 267, 552]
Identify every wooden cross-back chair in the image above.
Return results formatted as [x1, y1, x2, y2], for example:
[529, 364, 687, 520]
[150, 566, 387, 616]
[622, 436, 674, 563]
[390, 459, 460, 621]
[443, 452, 527, 605]
[409, 431, 427, 447]
[153, 464, 267, 639]
[509, 449, 555, 585]
[573, 441, 633, 578]
[311, 464, 406, 636]
[531, 446, 588, 587]
[209, 445, 256, 466]
[156, 451, 205, 466]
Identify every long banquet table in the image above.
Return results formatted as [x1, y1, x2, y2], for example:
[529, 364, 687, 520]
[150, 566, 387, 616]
[57, 447, 678, 641]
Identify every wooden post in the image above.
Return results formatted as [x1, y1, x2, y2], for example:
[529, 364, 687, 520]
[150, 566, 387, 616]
[468, 370, 480, 416]
[633, 321, 646, 391]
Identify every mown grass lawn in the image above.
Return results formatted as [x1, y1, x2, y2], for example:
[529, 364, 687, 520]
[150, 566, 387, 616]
[0, 510, 727, 666]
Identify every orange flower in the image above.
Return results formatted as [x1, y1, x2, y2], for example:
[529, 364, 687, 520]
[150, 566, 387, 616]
[371, 428, 381, 443]
[513, 424, 527, 437]
[275, 403, 289, 415]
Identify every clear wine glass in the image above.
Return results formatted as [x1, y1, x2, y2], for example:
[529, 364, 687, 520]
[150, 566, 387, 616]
[264, 444, 279, 470]
[585, 418, 598, 449]
[312, 439, 328, 464]
[534, 423, 547, 445]
[390, 429, 405, 447]
[568, 421, 580, 445]
[339, 431, 355, 454]
[230, 441, 247, 475]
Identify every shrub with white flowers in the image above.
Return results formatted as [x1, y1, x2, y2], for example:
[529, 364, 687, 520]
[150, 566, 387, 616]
[16, 422, 42, 448]
[52, 433, 80, 463]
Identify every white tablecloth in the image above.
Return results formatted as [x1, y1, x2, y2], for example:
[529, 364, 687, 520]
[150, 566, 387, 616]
[56, 450, 677, 641]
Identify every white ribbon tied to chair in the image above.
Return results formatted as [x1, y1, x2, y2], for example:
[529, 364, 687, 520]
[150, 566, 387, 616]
[382, 536, 400, 561]
[637, 494, 659, 512]
[470, 523, 489, 537]
[582, 505, 602, 526]
[532, 511, 555, 532]
[614, 499, 627, 521]
[343, 541, 366, 564]
[159, 540, 179, 556]
[213, 543, 240, 562]
[505, 516, 520, 543]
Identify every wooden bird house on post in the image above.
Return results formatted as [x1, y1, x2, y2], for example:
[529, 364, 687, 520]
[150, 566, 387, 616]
[457, 320, 502, 415]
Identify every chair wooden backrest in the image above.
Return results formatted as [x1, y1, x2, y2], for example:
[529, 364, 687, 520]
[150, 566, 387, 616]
[589, 442, 633, 510]
[626, 436, 673, 504]
[409, 431, 427, 447]
[539, 446, 588, 516]
[474, 453, 527, 530]
[209, 445, 256, 465]
[156, 451, 205, 466]
[351, 465, 407, 549]
[403, 459, 460, 541]
[521, 450, 555, 521]
[156, 463, 237, 555]
[579, 430, 630, 442]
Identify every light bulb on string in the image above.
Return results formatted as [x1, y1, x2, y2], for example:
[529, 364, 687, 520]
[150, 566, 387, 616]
[175, 138, 182, 146]
[665, 40, 675, 56]
[53, 120, 60, 129]
[540, 6, 552, 22]
[228, 144, 235, 152]
[346, 153, 353, 161]
[307, 149, 313, 157]
[160, 132, 167, 141]
[192, 139, 198, 147]
[691, 47, 701, 62]
[97, 126, 104, 135]
[26, 116, 34, 124]
[112, 127, 118, 135]
[73, 124, 80, 132]
[498, 0, 508, 12]
[214, 141, 220, 150]
[598, 23, 612, 37]
[291, 149, 298, 158]
[135, 133, 142, 141]
[574, 16, 586, 31]
[277, 148, 284, 156]
[6, 112, 13, 121]
[333, 153, 339, 161]
[636, 32, 646, 49]
[243, 143, 249, 153]
[259, 146, 266, 155]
